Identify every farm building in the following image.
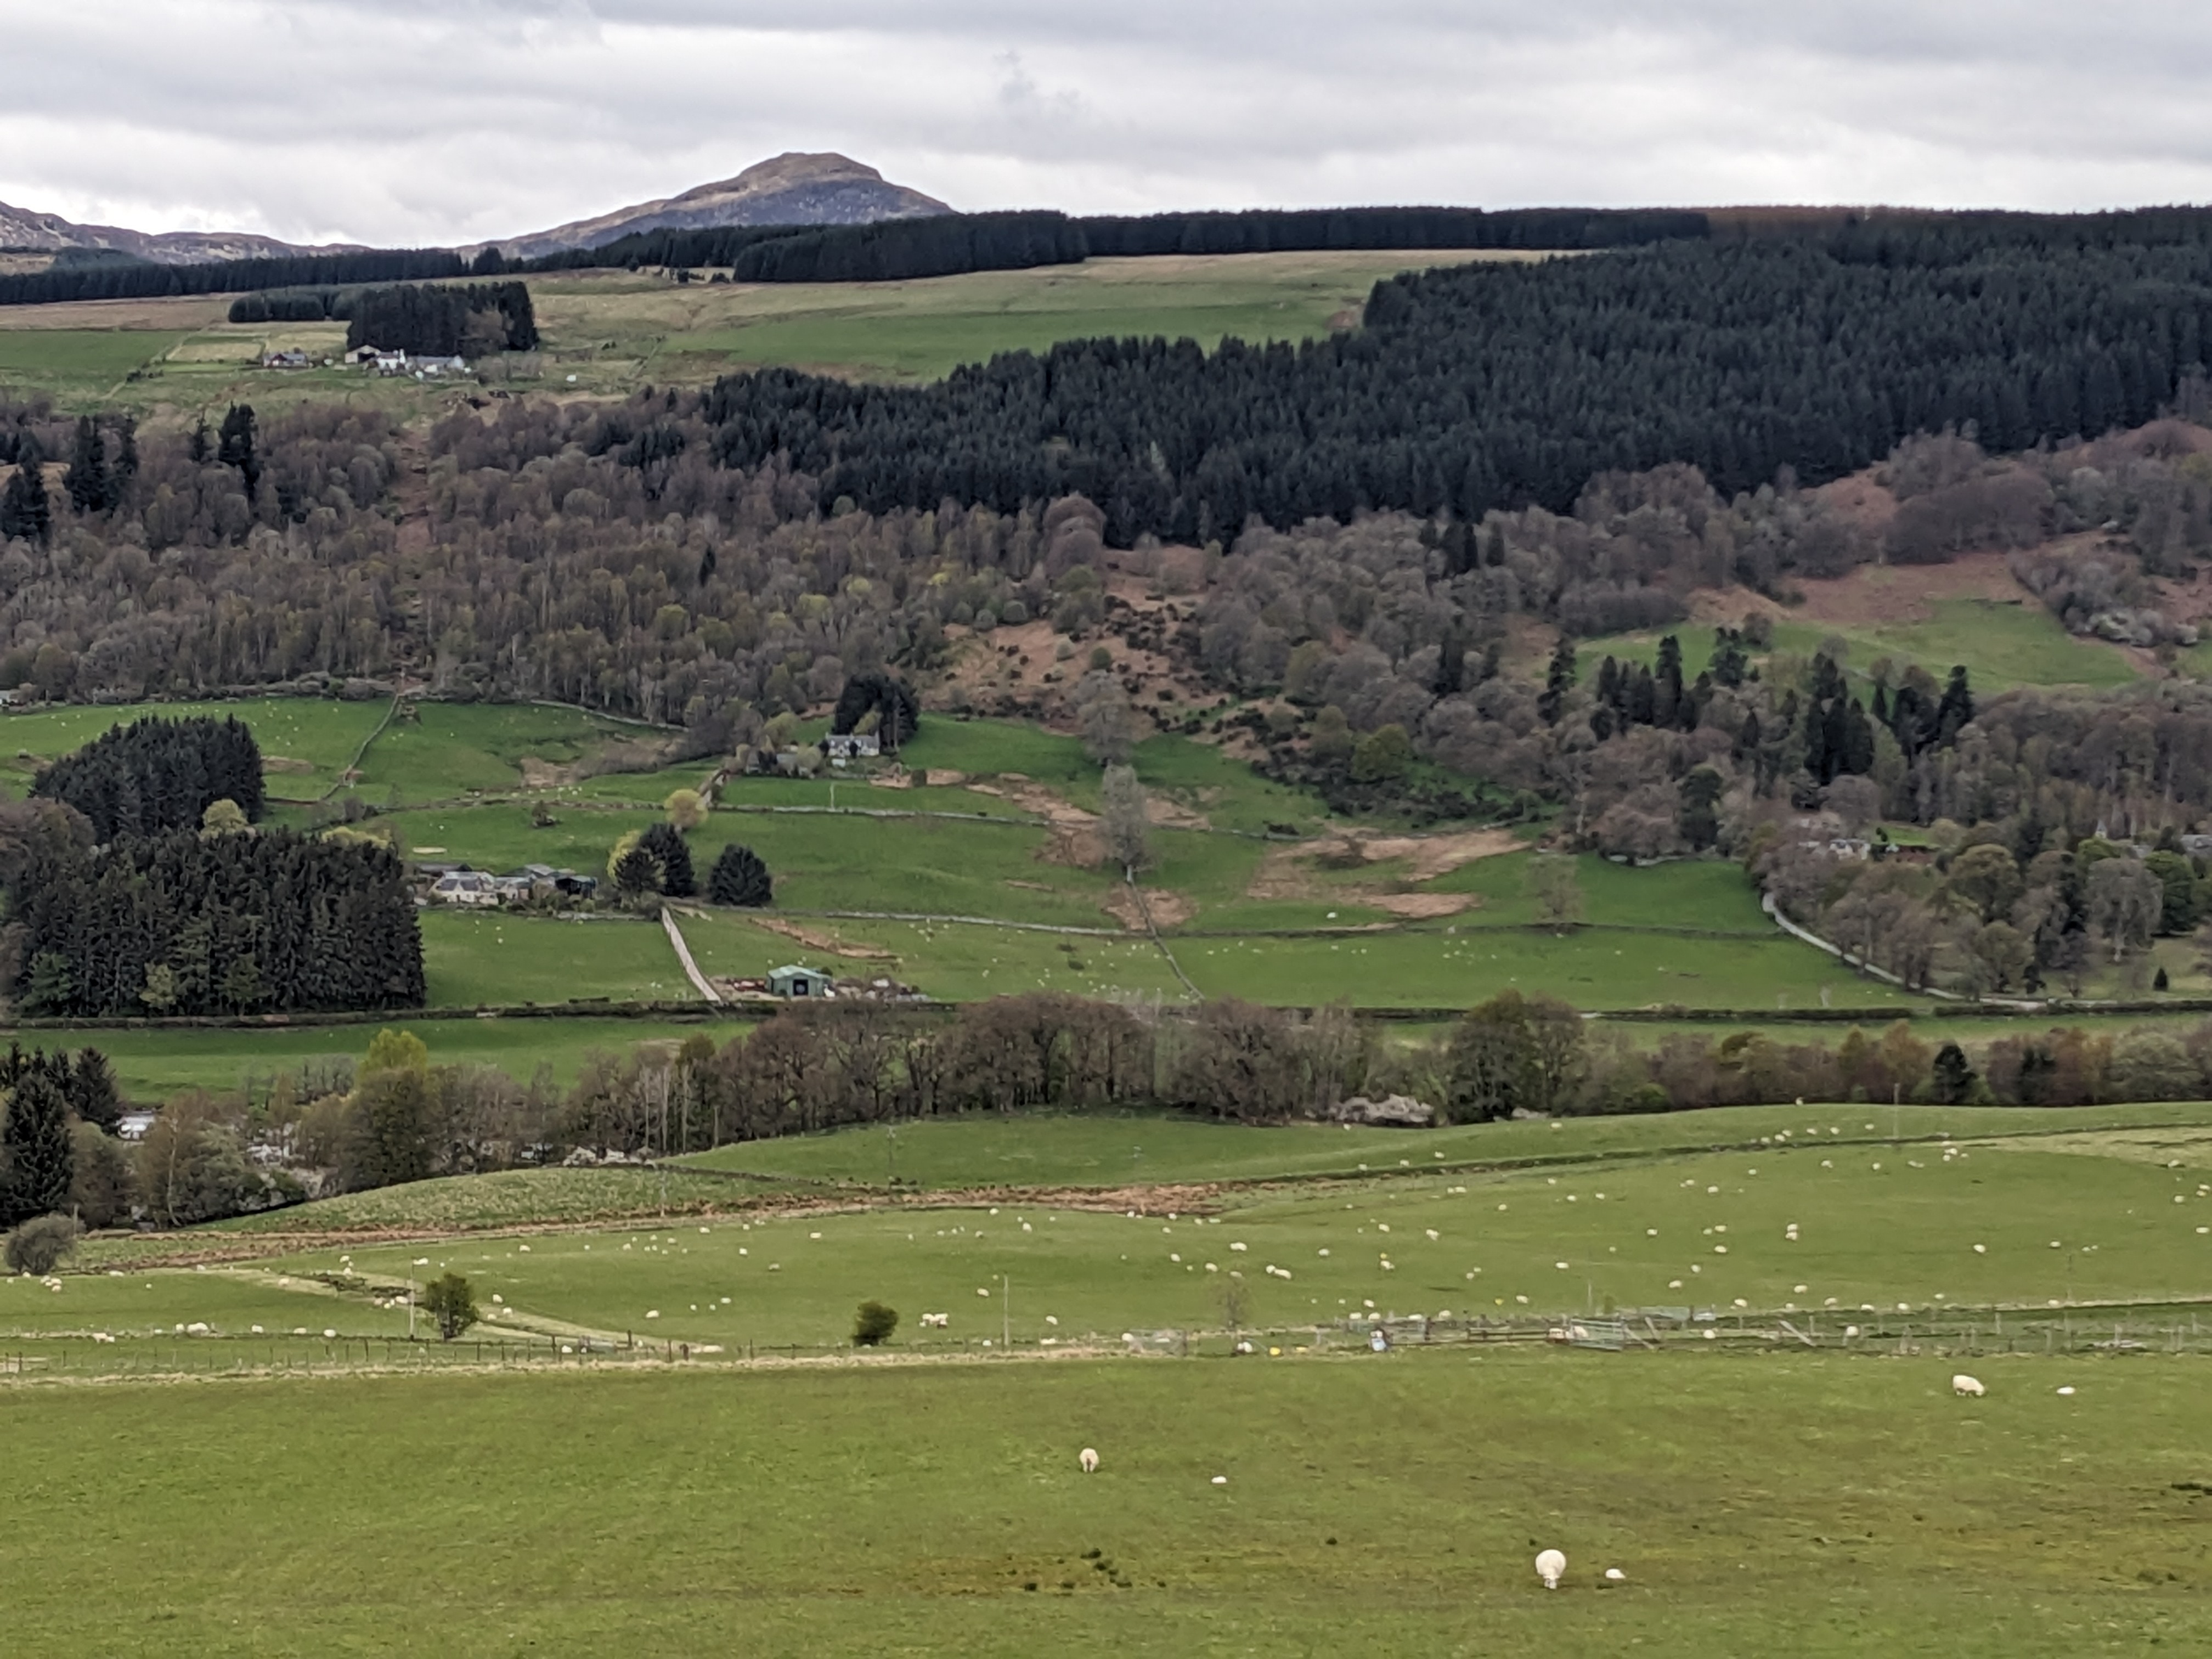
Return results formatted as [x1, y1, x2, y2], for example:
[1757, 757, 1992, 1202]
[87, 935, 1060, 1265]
[768, 964, 834, 998]
[429, 870, 500, 907]
[822, 732, 879, 762]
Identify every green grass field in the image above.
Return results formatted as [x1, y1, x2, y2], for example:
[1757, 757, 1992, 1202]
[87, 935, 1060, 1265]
[170, 1102, 2208, 1352]
[9, 1106, 2212, 1654]
[532, 250, 1534, 389]
[0, 327, 183, 397]
[7, 1353, 2207, 1656]
[0, 696, 389, 802]
[1586, 598, 2138, 695]
[0, 250, 1525, 414]
[420, 912, 692, 1007]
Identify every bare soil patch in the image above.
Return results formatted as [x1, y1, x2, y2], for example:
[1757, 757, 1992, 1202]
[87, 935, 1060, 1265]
[1246, 827, 1516, 903]
[747, 916, 896, 961]
[1373, 892, 1477, 918]
[1101, 885, 1197, 932]
[1689, 549, 2035, 633]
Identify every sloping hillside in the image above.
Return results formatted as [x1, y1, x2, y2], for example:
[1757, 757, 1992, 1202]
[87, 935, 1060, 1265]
[488, 153, 952, 259]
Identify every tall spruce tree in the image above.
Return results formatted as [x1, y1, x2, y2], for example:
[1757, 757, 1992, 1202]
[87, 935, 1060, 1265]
[1, 1070, 74, 1227]
[65, 417, 110, 516]
[709, 843, 773, 907]
[1, 436, 52, 545]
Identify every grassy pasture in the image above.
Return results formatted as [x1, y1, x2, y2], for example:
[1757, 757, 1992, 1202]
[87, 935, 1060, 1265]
[0, 696, 387, 802]
[530, 250, 1535, 390]
[419, 912, 690, 1007]
[3, 1354, 2206, 1655]
[680, 1099, 2212, 1189]
[0, 328, 182, 397]
[1585, 597, 2137, 694]
[678, 911, 1188, 1002]
[352, 701, 648, 799]
[221, 1102, 2212, 1352]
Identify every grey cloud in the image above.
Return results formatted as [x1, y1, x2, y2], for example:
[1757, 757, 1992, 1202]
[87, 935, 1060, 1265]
[3, 2, 2211, 246]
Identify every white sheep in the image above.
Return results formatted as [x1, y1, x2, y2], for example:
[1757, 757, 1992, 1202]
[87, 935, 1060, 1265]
[1079, 1447, 1099, 1474]
[1535, 1548, 1567, 1589]
[1951, 1373, 1985, 1397]
[919, 1312, 949, 1328]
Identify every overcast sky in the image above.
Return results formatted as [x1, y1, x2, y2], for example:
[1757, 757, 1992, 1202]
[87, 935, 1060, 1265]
[6, 1, 2212, 245]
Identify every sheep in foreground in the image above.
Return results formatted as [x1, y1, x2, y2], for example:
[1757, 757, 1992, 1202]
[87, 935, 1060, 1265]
[1952, 1374, 1986, 1397]
[1535, 1548, 1566, 1589]
[1079, 1447, 1099, 1474]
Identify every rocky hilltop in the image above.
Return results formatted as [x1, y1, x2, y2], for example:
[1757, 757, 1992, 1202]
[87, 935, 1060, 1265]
[487, 152, 953, 259]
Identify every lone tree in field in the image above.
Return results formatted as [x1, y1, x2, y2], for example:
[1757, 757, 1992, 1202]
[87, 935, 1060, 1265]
[853, 1300, 899, 1347]
[422, 1272, 480, 1341]
[1525, 853, 1584, 929]
[664, 788, 708, 831]
[4, 1214, 82, 1276]
[1099, 765, 1152, 877]
[709, 842, 773, 907]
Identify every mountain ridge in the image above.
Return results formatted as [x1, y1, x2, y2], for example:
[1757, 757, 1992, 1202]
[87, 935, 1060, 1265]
[0, 153, 952, 269]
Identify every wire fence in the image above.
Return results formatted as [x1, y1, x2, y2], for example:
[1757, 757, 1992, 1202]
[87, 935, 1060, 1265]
[8, 1303, 2211, 1382]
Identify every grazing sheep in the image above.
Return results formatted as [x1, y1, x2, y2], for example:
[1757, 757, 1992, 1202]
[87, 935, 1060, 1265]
[1079, 1447, 1099, 1474]
[919, 1312, 949, 1328]
[1535, 1548, 1567, 1590]
[1952, 1374, 1986, 1397]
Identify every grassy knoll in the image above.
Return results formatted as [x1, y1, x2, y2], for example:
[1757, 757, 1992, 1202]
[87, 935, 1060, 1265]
[0, 1016, 740, 1102]
[420, 912, 690, 1007]
[1585, 597, 2137, 693]
[2, 1353, 2204, 1655]
[0, 696, 387, 802]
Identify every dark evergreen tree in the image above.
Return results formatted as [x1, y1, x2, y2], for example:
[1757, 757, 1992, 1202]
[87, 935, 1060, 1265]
[639, 822, 696, 898]
[614, 843, 659, 897]
[709, 843, 773, 907]
[64, 1048, 121, 1134]
[33, 715, 264, 840]
[1, 1070, 74, 1227]
[217, 404, 260, 496]
[1432, 624, 1466, 697]
[65, 416, 110, 516]
[830, 673, 921, 749]
[1930, 1042, 1978, 1105]
[1937, 666, 1976, 743]
[1538, 638, 1576, 724]
[1678, 766, 1725, 850]
[1, 435, 51, 545]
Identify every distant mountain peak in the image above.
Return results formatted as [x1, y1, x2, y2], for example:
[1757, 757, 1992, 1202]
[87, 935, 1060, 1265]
[0, 198, 361, 267]
[488, 153, 953, 261]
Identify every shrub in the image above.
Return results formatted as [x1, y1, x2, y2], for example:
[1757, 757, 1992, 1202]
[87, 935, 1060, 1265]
[853, 1300, 899, 1347]
[422, 1272, 479, 1341]
[5, 1213, 82, 1276]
